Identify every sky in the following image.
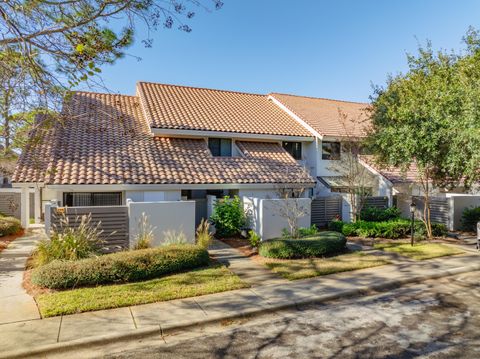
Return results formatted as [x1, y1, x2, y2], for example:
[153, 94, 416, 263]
[97, 0, 480, 103]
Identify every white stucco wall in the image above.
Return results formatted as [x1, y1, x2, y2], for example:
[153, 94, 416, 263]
[446, 194, 480, 230]
[244, 197, 311, 240]
[238, 189, 279, 199]
[128, 200, 195, 247]
[125, 190, 181, 202]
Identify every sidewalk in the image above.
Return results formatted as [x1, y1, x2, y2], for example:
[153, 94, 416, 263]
[209, 239, 288, 286]
[0, 229, 43, 324]
[1, 251, 479, 359]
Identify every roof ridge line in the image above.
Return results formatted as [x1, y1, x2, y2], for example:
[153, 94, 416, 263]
[270, 92, 369, 105]
[137, 81, 267, 97]
[69, 90, 137, 98]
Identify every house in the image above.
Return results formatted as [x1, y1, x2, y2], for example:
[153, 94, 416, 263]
[12, 83, 317, 225]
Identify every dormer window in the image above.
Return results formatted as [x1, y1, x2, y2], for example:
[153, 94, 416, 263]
[208, 138, 232, 157]
[282, 141, 302, 160]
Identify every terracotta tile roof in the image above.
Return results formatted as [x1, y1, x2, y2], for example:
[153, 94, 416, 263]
[137, 82, 312, 137]
[359, 155, 419, 184]
[13, 92, 314, 185]
[270, 93, 370, 138]
[13, 115, 57, 183]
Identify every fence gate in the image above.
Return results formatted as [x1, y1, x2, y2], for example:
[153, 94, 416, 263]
[413, 196, 450, 227]
[50, 206, 129, 253]
[311, 196, 342, 228]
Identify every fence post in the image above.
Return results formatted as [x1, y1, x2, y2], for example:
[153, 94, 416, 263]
[477, 222, 479, 251]
[20, 187, 30, 229]
[44, 200, 57, 238]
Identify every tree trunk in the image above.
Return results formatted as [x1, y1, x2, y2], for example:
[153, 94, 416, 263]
[423, 181, 433, 240]
[2, 91, 10, 155]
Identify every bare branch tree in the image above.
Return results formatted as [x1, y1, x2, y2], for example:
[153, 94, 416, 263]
[327, 109, 375, 222]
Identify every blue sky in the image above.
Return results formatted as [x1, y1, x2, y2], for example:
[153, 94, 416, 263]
[98, 0, 480, 103]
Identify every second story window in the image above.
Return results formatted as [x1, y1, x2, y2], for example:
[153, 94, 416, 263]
[282, 142, 302, 160]
[208, 138, 232, 157]
[322, 141, 341, 160]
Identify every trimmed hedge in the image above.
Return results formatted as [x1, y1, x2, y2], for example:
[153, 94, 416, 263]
[359, 206, 401, 222]
[329, 219, 448, 239]
[259, 231, 347, 259]
[31, 244, 209, 289]
[0, 216, 22, 237]
[461, 206, 480, 232]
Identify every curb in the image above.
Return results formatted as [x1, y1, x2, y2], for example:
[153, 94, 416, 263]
[3, 262, 480, 359]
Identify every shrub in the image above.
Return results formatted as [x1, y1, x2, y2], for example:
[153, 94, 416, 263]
[461, 206, 480, 232]
[359, 206, 401, 222]
[210, 196, 246, 237]
[415, 222, 448, 238]
[298, 225, 319, 237]
[31, 244, 209, 289]
[258, 231, 346, 259]
[196, 219, 213, 249]
[0, 216, 22, 237]
[248, 230, 261, 248]
[329, 219, 448, 239]
[33, 214, 101, 266]
[133, 212, 154, 250]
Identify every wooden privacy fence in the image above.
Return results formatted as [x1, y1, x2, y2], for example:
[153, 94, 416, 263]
[0, 191, 34, 219]
[311, 196, 342, 228]
[363, 196, 389, 209]
[50, 206, 129, 253]
[413, 196, 450, 227]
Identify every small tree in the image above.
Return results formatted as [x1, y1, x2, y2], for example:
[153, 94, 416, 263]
[274, 186, 310, 239]
[210, 196, 246, 237]
[327, 110, 375, 222]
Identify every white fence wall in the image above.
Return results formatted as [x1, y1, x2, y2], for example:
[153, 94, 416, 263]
[127, 200, 195, 247]
[244, 197, 311, 240]
[447, 194, 480, 231]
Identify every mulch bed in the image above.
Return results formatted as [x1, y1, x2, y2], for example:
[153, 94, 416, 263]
[23, 256, 55, 297]
[219, 237, 257, 257]
[0, 230, 25, 254]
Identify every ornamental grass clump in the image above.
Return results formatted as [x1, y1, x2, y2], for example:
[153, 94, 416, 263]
[0, 216, 22, 237]
[33, 214, 102, 267]
[133, 212, 154, 250]
[196, 219, 213, 249]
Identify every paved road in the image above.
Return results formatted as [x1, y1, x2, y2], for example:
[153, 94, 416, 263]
[103, 271, 480, 359]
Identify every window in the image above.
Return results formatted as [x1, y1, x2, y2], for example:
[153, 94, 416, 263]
[322, 141, 341, 160]
[282, 142, 302, 160]
[63, 192, 122, 207]
[208, 138, 232, 157]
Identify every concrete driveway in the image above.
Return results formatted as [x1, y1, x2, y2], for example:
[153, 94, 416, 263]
[103, 271, 480, 359]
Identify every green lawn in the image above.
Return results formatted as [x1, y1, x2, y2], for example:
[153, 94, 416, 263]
[264, 252, 391, 280]
[36, 264, 248, 317]
[373, 242, 464, 260]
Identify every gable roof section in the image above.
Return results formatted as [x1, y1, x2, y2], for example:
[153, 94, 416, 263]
[13, 91, 314, 186]
[359, 155, 419, 184]
[137, 82, 312, 137]
[270, 93, 370, 138]
[13, 115, 57, 183]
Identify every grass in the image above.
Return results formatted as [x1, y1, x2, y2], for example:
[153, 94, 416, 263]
[373, 242, 464, 260]
[35, 264, 248, 317]
[264, 252, 391, 280]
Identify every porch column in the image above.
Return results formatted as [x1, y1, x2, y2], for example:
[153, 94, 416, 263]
[34, 187, 41, 224]
[20, 186, 30, 229]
